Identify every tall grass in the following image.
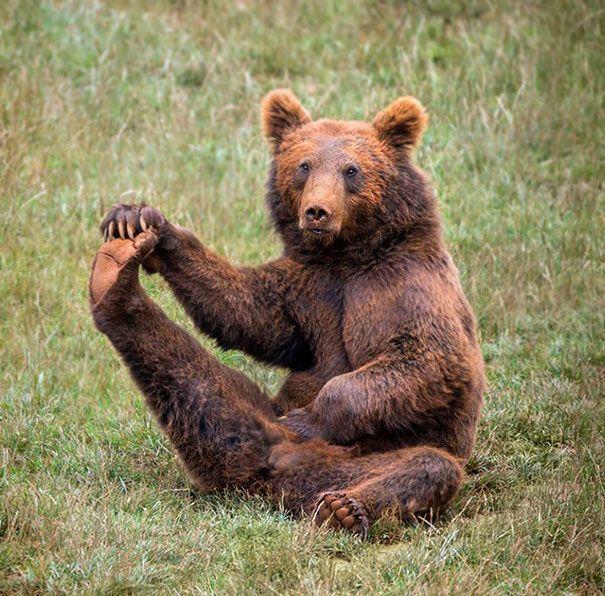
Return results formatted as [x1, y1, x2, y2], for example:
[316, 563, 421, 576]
[1, 0, 604, 592]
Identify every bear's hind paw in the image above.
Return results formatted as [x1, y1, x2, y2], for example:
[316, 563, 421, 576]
[313, 492, 369, 539]
[89, 230, 158, 308]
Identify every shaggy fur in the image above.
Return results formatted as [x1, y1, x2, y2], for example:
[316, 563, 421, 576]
[91, 90, 485, 537]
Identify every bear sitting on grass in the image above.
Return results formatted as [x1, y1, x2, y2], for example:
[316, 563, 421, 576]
[89, 90, 485, 538]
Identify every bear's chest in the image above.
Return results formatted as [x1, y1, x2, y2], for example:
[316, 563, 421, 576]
[342, 270, 404, 369]
[289, 270, 350, 376]
[290, 266, 405, 374]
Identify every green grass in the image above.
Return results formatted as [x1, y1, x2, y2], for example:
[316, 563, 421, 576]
[1, 0, 604, 593]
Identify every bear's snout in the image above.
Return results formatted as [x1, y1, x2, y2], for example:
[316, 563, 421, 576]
[302, 204, 337, 235]
[299, 203, 342, 236]
[298, 176, 345, 236]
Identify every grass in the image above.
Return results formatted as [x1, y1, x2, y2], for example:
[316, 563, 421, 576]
[1, 0, 604, 592]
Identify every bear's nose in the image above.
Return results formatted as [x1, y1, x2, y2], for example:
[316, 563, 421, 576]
[305, 206, 330, 223]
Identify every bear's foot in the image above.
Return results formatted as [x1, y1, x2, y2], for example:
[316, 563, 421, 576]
[314, 492, 369, 539]
[89, 230, 158, 309]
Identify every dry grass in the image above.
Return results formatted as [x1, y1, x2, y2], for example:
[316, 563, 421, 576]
[1, 0, 604, 593]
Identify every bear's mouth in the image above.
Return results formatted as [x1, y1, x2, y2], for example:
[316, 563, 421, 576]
[300, 227, 339, 247]
[303, 227, 335, 239]
[300, 224, 340, 237]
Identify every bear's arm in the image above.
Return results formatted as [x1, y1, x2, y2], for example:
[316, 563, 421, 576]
[154, 223, 312, 370]
[283, 315, 472, 444]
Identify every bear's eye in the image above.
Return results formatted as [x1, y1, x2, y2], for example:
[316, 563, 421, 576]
[345, 166, 359, 177]
[299, 162, 310, 173]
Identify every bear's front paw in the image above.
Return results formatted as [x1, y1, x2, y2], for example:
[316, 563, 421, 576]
[268, 440, 356, 473]
[100, 203, 166, 242]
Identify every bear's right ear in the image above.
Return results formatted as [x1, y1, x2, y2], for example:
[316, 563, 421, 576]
[261, 89, 311, 150]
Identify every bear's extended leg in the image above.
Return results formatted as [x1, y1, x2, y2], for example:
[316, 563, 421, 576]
[270, 445, 463, 538]
[90, 232, 291, 492]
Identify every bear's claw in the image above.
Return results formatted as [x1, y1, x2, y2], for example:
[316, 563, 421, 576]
[314, 492, 369, 538]
[101, 203, 165, 241]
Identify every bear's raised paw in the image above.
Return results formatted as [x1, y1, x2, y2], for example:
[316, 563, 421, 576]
[89, 230, 158, 308]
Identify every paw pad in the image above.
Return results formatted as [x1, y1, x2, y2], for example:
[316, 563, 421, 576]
[314, 492, 369, 538]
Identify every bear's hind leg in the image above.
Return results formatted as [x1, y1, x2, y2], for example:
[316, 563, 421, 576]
[313, 447, 463, 537]
[270, 444, 462, 538]
[90, 233, 290, 492]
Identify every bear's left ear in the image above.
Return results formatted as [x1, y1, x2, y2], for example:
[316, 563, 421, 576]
[372, 96, 428, 153]
[261, 89, 312, 150]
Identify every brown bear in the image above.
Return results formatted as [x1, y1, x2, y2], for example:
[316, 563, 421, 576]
[89, 90, 485, 538]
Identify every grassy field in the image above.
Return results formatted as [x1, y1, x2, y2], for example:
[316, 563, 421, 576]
[1, 0, 604, 593]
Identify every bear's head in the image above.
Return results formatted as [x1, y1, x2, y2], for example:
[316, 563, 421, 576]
[262, 89, 440, 263]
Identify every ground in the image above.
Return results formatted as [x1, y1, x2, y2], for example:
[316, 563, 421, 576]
[1, 0, 604, 593]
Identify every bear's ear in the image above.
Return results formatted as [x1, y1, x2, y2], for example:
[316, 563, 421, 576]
[372, 96, 428, 153]
[261, 89, 311, 150]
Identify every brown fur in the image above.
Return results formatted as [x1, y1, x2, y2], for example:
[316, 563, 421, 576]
[91, 90, 485, 536]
